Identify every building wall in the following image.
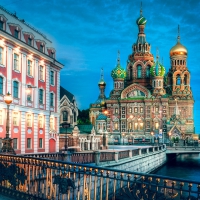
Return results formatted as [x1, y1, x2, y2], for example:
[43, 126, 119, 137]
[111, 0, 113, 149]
[0, 7, 63, 154]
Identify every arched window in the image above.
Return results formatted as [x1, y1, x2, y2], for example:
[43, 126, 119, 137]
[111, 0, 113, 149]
[74, 112, 76, 122]
[146, 66, 150, 78]
[184, 74, 187, 85]
[137, 65, 142, 78]
[114, 122, 118, 130]
[177, 60, 179, 65]
[155, 122, 159, 129]
[63, 111, 68, 121]
[134, 122, 138, 130]
[153, 80, 156, 87]
[0, 76, 3, 95]
[180, 60, 182, 65]
[129, 66, 133, 80]
[176, 75, 181, 85]
[128, 122, 132, 129]
[159, 81, 161, 87]
[139, 122, 144, 130]
[175, 60, 176, 65]
[139, 44, 141, 51]
[98, 123, 100, 130]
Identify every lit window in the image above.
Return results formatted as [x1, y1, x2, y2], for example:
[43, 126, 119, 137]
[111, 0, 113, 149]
[140, 107, 143, 113]
[50, 93, 54, 107]
[50, 71, 54, 85]
[39, 138, 43, 148]
[28, 38, 32, 46]
[39, 89, 43, 104]
[129, 107, 132, 113]
[114, 122, 118, 130]
[27, 60, 32, 76]
[155, 107, 159, 113]
[0, 110, 2, 125]
[14, 29, 19, 39]
[27, 114, 32, 127]
[0, 76, 3, 94]
[128, 122, 132, 129]
[27, 138, 31, 149]
[40, 44, 43, 52]
[0, 47, 3, 64]
[134, 122, 138, 130]
[155, 122, 159, 129]
[13, 138, 18, 149]
[115, 108, 118, 114]
[0, 21, 3, 30]
[38, 116, 43, 128]
[140, 122, 143, 130]
[39, 65, 44, 80]
[13, 81, 19, 98]
[134, 107, 138, 113]
[50, 117, 54, 130]
[63, 111, 68, 121]
[13, 112, 18, 126]
[14, 53, 19, 71]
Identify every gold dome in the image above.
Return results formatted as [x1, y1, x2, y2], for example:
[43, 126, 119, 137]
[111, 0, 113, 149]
[170, 41, 187, 57]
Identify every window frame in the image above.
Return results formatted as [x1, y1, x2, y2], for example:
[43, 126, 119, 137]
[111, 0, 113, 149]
[0, 47, 3, 65]
[50, 70, 55, 85]
[0, 76, 3, 95]
[137, 65, 142, 78]
[27, 138, 31, 149]
[27, 60, 32, 76]
[14, 53, 19, 71]
[39, 65, 44, 81]
[13, 138, 18, 149]
[39, 138, 43, 148]
[50, 117, 54, 130]
[40, 44, 44, 52]
[50, 92, 54, 107]
[63, 111, 68, 121]
[0, 21, 3, 30]
[27, 114, 32, 127]
[28, 38, 32, 46]
[38, 115, 43, 128]
[39, 89, 44, 104]
[14, 29, 19, 39]
[13, 112, 18, 126]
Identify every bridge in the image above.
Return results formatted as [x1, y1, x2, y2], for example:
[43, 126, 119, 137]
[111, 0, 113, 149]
[0, 145, 200, 200]
[166, 146, 200, 154]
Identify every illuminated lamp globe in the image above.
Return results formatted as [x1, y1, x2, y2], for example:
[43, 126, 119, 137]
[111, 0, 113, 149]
[4, 92, 13, 105]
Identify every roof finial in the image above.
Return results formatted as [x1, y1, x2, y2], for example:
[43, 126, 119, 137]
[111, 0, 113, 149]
[100, 67, 104, 81]
[117, 50, 120, 65]
[177, 24, 180, 42]
[156, 47, 159, 60]
[140, 2, 143, 16]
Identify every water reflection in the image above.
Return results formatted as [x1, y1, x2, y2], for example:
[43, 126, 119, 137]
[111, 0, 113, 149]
[153, 153, 200, 181]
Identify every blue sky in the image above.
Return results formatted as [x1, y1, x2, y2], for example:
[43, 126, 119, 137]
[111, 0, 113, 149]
[1, 0, 200, 133]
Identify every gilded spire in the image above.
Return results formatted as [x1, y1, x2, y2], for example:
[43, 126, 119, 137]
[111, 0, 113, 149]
[177, 25, 180, 42]
[156, 47, 159, 60]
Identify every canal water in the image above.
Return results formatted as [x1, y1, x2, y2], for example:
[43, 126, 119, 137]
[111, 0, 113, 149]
[153, 153, 200, 181]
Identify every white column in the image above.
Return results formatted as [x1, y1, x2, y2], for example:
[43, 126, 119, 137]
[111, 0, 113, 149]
[21, 53, 27, 106]
[7, 46, 12, 93]
[45, 114, 50, 153]
[20, 111, 26, 154]
[46, 64, 50, 111]
[56, 71, 60, 152]
[33, 113, 38, 153]
[34, 59, 39, 108]
[56, 116, 59, 152]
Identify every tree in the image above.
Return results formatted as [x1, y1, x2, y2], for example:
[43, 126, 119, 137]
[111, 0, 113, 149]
[77, 109, 91, 125]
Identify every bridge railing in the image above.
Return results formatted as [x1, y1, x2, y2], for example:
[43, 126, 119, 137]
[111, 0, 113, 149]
[0, 153, 199, 200]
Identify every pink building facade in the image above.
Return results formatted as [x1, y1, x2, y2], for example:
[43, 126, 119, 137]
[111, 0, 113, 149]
[0, 7, 63, 154]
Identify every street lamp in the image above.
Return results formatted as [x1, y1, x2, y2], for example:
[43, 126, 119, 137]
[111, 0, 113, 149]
[151, 131, 154, 144]
[1, 92, 15, 154]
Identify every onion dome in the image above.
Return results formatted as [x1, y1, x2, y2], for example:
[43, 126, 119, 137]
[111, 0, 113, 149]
[150, 52, 165, 77]
[98, 79, 106, 87]
[96, 113, 107, 120]
[111, 51, 126, 79]
[170, 25, 187, 56]
[136, 4, 147, 25]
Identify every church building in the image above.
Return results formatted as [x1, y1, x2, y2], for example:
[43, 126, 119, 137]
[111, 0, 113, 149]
[90, 7, 195, 144]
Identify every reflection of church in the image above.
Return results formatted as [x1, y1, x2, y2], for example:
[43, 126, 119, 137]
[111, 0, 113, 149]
[89, 7, 195, 144]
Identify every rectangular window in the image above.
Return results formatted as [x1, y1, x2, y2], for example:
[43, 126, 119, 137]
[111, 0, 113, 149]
[50, 71, 54, 85]
[13, 81, 19, 98]
[155, 122, 159, 129]
[14, 53, 19, 71]
[39, 89, 43, 104]
[114, 122, 118, 130]
[134, 122, 138, 130]
[115, 108, 118, 114]
[40, 44, 43, 52]
[134, 107, 138, 113]
[13, 138, 18, 149]
[129, 107, 132, 113]
[28, 38, 32, 46]
[27, 94, 31, 101]
[155, 107, 159, 113]
[39, 65, 44, 80]
[140, 107, 143, 113]
[0, 110, 2, 125]
[39, 116, 43, 128]
[14, 30, 19, 39]
[50, 93, 54, 107]
[50, 52, 54, 58]
[27, 60, 32, 76]
[139, 122, 143, 130]
[0, 76, 3, 95]
[27, 114, 32, 127]
[13, 112, 18, 126]
[0, 47, 3, 64]
[27, 138, 31, 149]
[50, 117, 54, 130]
[0, 21, 3, 30]
[39, 138, 43, 148]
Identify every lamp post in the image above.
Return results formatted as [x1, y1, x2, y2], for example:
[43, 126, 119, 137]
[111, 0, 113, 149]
[1, 92, 15, 154]
[151, 131, 154, 145]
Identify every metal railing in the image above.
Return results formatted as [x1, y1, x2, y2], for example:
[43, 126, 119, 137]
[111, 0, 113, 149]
[0, 154, 199, 200]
